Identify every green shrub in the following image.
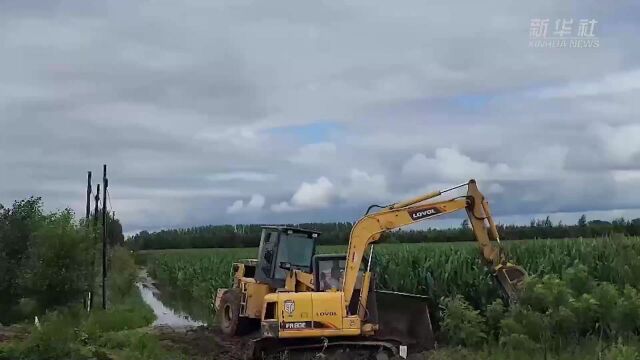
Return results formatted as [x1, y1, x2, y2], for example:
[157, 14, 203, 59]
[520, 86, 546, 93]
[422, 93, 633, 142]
[563, 264, 593, 295]
[441, 295, 487, 348]
[593, 282, 620, 335]
[613, 287, 640, 336]
[499, 333, 540, 354]
[19, 312, 89, 360]
[569, 293, 599, 335]
[109, 247, 138, 302]
[500, 306, 549, 343]
[519, 275, 571, 313]
[486, 299, 506, 338]
[604, 340, 640, 360]
[83, 299, 154, 338]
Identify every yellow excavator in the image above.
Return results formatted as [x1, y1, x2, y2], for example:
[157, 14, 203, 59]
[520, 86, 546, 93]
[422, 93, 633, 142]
[214, 179, 527, 359]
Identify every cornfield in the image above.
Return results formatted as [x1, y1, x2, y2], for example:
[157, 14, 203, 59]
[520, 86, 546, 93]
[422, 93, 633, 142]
[139, 237, 640, 316]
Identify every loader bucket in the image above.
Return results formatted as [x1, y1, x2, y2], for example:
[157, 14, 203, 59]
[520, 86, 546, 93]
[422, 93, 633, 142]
[367, 290, 435, 353]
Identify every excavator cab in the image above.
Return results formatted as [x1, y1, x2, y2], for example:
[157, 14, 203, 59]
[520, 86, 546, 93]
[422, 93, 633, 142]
[314, 255, 346, 291]
[255, 226, 320, 288]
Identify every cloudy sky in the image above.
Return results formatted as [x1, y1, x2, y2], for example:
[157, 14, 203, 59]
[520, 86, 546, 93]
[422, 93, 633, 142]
[1, 0, 639, 234]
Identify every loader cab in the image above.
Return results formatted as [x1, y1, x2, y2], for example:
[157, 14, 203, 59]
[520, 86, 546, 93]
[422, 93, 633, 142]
[255, 226, 320, 288]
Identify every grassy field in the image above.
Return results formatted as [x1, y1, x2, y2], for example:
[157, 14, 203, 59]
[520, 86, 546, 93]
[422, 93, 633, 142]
[136, 237, 572, 258]
[137, 237, 640, 308]
[137, 236, 640, 358]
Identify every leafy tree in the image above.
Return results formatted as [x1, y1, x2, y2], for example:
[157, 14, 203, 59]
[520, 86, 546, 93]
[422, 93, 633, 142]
[578, 214, 587, 227]
[0, 197, 45, 323]
[0, 198, 102, 324]
[128, 216, 640, 250]
[21, 209, 94, 311]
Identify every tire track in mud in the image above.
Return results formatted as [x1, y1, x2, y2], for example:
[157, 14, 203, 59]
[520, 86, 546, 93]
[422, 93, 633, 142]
[154, 325, 258, 360]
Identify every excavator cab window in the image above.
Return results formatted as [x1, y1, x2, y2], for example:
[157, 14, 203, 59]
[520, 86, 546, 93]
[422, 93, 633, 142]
[314, 255, 366, 292]
[318, 258, 346, 291]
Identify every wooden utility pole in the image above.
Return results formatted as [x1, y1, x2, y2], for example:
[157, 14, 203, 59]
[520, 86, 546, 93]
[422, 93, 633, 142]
[94, 184, 100, 226]
[102, 164, 108, 310]
[88, 182, 100, 310]
[86, 171, 92, 224]
[85, 171, 92, 310]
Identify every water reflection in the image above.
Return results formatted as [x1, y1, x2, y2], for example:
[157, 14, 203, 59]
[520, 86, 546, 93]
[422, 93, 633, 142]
[137, 270, 211, 327]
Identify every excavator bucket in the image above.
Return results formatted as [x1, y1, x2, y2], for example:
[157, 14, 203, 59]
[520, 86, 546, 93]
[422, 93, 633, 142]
[494, 263, 528, 303]
[367, 289, 435, 353]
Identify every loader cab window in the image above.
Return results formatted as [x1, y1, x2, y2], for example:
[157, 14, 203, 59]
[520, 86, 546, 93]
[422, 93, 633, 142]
[255, 228, 319, 287]
[259, 231, 279, 277]
[274, 232, 315, 280]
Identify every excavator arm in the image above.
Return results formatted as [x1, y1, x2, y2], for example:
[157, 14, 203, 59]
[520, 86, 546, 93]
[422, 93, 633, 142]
[342, 179, 526, 315]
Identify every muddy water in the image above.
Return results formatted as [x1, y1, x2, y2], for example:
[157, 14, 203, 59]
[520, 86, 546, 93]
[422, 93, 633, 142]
[137, 270, 211, 328]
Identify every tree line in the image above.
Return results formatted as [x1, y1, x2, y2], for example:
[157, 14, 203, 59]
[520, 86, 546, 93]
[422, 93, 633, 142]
[128, 214, 640, 251]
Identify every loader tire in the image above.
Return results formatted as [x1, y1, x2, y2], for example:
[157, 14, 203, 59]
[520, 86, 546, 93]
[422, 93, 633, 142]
[218, 290, 253, 336]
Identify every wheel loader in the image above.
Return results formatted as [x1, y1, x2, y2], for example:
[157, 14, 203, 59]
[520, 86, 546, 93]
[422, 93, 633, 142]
[214, 179, 527, 359]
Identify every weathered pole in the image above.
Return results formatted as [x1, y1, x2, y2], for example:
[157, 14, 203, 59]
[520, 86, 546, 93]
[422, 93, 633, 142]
[102, 164, 108, 310]
[85, 171, 92, 310]
[94, 184, 100, 226]
[86, 171, 92, 224]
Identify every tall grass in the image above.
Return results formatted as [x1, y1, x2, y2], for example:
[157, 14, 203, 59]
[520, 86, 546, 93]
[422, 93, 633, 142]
[141, 237, 640, 315]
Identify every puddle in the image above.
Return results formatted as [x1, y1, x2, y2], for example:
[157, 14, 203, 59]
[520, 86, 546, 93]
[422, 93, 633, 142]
[137, 270, 206, 328]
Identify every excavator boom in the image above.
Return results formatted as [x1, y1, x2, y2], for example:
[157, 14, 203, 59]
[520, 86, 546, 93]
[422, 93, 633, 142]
[343, 179, 526, 314]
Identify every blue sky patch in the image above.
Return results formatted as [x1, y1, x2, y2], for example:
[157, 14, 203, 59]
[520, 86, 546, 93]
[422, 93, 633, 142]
[448, 94, 493, 111]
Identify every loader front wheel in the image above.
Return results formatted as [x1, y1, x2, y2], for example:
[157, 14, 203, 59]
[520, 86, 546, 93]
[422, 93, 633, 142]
[218, 290, 252, 336]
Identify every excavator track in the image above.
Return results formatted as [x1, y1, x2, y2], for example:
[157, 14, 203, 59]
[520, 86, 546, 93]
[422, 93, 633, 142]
[247, 337, 400, 360]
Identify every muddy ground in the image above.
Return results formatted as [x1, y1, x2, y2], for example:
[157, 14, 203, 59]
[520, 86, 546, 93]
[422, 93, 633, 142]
[0, 325, 28, 344]
[154, 325, 257, 360]
[153, 325, 426, 360]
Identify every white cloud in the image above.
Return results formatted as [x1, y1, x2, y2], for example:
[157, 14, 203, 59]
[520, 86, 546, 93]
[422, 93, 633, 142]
[271, 177, 335, 212]
[226, 194, 266, 214]
[534, 69, 640, 99]
[226, 200, 244, 214]
[271, 201, 297, 213]
[208, 171, 276, 182]
[272, 171, 389, 212]
[289, 142, 337, 165]
[401, 147, 569, 183]
[339, 169, 389, 202]
[401, 148, 508, 182]
[247, 194, 266, 209]
[291, 177, 335, 208]
[591, 123, 640, 164]
[613, 170, 640, 183]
